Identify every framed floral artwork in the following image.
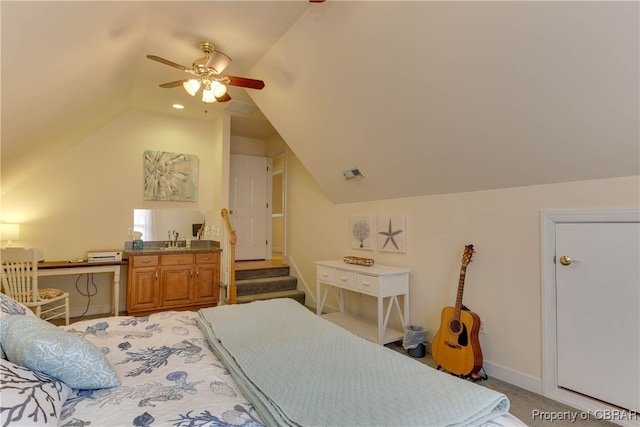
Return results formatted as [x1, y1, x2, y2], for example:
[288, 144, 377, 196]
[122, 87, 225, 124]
[144, 150, 199, 201]
[377, 215, 406, 253]
[350, 215, 374, 250]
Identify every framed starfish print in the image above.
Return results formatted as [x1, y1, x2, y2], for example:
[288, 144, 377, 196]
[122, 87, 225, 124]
[376, 215, 406, 253]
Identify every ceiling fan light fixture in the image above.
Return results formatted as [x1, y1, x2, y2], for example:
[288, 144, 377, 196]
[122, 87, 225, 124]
[211, 81, 227, 98]
[183, 79, 201, 96]
[202, 85, 217, 103]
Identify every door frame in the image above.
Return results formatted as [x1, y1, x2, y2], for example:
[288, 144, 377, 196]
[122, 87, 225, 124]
[540, 208, 640, 421]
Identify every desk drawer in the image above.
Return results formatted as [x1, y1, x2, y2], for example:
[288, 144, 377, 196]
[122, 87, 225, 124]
[355, 273, 379, 294]
[334, 270, 354, 289]
[317, 266, 335, 283]
[132, 255, 159, 268]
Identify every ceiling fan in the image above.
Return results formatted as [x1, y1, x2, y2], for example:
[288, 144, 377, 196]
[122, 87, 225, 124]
[147, 41, 265, 104]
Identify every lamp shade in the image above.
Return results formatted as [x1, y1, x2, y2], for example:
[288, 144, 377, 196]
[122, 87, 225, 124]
[183, 79, 201, 96]
[202, 86, 217, 103]
[1, 223, 20, 241]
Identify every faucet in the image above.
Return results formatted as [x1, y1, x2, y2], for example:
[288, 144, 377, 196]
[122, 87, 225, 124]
[166, 229, 180, 247]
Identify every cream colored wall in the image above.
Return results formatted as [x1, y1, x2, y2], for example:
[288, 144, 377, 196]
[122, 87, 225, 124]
[230, 135, 265, 155]
[2, 110, 226, 316]
[285, 147, 639, 389]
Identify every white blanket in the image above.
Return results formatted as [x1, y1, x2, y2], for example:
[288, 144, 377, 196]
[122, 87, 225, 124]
[198, 298, 512, 427]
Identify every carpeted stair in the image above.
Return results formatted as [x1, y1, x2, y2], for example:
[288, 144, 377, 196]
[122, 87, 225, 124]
[234, 264, 305, 305]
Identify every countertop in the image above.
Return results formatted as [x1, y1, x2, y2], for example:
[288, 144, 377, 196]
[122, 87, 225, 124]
[123, 240, 221, 257]
[124, 246, 221, 256]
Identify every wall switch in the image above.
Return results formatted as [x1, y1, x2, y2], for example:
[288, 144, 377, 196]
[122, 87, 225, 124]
[479, 319, 486, 335]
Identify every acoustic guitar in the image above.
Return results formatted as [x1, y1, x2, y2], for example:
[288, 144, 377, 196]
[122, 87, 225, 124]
[431, 244, 483, 377]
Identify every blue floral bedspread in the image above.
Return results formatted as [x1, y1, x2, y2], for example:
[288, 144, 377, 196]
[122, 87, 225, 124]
[58, 311, 263, 427]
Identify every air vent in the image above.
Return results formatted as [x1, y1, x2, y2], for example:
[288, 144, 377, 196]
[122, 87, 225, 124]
[343, 168, 364, 180]
[225, 101, 259, 115]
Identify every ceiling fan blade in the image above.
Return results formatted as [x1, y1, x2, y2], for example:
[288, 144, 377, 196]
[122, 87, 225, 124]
[159, 80, 188, 88]
[223, 75, 265, 90]
[215, 93, 232, 103]
[147, 55, 190, 72]
[206, 51, 232, 74]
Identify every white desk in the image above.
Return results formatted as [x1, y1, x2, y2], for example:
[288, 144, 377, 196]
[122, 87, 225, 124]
[316, 260, 410, 345]
[38, 261, 126, 316]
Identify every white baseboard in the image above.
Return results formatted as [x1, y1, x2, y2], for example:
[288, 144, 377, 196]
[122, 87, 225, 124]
[482, 360, 543, 394]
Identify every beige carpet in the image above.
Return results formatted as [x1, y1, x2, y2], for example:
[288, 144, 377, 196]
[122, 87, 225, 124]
[385, 343, 617, 427]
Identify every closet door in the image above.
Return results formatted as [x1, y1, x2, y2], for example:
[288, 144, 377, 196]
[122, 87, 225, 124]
[556, 222, 639, 412]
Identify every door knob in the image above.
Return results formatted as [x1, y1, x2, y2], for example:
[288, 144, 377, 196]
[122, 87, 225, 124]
[229, 210, 236, 214]
[559, 255, 579, 266]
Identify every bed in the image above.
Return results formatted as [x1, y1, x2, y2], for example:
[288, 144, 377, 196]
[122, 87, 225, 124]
[1, 294, 526, 427]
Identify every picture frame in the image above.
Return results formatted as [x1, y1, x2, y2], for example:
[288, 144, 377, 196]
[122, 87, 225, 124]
[350, 215, 374, 250]
[376, 215, 406, 253]
[143, 150, 199, 202]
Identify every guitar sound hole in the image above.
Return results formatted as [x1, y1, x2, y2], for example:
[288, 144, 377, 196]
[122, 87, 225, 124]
[448, 320, 469, 347]
[449, 319, 462, 334]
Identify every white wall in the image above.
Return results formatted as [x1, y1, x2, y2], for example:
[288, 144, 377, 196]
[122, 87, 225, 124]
[285, 147, 639, 390]
[2, 110, 226, 315]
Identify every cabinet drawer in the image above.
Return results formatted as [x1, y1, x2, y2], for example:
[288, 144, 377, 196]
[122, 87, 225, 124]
[334, 270, 354, 289]
[132, 255, 159, 268]
[160, 254, 194, 266]
[317, 266, 335, 283]
[196, 252, 219, 264]
[355, 273, 379, 294]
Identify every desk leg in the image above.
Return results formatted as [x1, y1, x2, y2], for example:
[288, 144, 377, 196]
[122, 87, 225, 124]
[113, 267, 120, 316]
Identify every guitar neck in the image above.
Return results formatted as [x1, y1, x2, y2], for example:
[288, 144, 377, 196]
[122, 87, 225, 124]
[454, 265, 468, 319]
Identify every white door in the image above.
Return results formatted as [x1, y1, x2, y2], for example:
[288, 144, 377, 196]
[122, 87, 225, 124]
[556, 222, 639, 412]
[229, 155, 270, 260]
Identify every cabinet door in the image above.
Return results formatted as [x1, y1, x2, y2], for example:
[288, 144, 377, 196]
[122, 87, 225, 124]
[128, 267, 159, 312]
[161, 265, 193, 307]
[194, 253, 220, 304]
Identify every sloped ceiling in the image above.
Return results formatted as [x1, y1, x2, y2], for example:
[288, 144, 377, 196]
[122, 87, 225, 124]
[2, 1, 638, 203]
[1, 1, 307, 192]
[249, 1, 639, 203]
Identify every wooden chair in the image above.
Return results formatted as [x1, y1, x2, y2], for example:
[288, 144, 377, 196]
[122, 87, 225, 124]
[1, 247, 69, 325]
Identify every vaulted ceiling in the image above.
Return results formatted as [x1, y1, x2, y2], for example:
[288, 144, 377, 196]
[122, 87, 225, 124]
[2, 1, 638, 203]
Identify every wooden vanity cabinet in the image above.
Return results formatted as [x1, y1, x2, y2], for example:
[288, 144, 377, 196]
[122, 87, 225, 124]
[127, 251, 220, 315]
[160, 254, 194, 308]
[128, 255, 160, 313]
[194, 252, 220, 305]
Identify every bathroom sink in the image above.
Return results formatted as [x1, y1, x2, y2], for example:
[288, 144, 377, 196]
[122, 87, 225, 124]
[160, 246, 189, 251]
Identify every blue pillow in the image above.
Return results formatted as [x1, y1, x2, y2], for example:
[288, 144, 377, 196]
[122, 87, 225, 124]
[1, 315, 120, 389]
[0, 293, 36, 359]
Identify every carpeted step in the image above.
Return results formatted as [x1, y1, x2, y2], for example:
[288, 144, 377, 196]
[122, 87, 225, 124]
[236, 275, 298, 296]
[236, 290, 305, 305]
[235, 267, 290, 281]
